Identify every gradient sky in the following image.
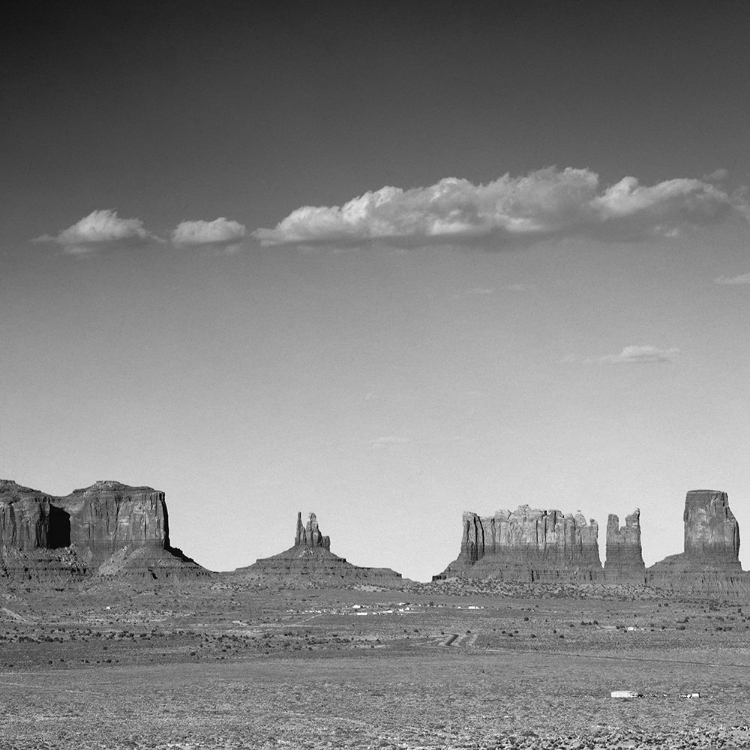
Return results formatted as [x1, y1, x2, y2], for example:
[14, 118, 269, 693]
[3, 2, 750, 580]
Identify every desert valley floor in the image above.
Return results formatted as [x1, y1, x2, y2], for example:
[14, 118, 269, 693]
[2, 578, 750, 750]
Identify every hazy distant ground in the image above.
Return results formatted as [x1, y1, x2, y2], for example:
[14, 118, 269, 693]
[1, 580, 750, 749]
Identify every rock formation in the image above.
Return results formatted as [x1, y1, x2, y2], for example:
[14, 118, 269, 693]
[0, 479, 208, 580]
[436, 505, 603, 582]
[605, 510, 646, 583]
[648, 490, 747, 595]
[236, 511, 403, 585]
[682, 490, 740, 564]
[295, 512, 330, 550]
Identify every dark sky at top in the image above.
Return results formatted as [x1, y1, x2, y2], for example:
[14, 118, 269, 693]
[3, 1, 749, 242]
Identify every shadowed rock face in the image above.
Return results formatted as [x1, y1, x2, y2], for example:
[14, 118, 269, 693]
[437, 505, 603, 582]
[648, 490, 746, 595]
[0, 482, 54, 551]
[0, 479, 207, 579]
[236, 511, 403, 585]
[605, 510, 646, 583]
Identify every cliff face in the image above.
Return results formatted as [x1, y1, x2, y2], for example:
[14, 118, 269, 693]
[236, 511, 403, 585]
[60, 481, 169, 553]
[605, 510, 646, 583]
[683, 490, 740, 564]
[648, 490, 746, 595]
[294, 512, 331, 551]
[0, 482, 54, 550]
[437, 505, 603, 582]
[0, 479, 206, 580]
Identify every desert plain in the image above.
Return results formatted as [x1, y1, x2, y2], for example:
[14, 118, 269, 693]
[2, 577, 750, 750]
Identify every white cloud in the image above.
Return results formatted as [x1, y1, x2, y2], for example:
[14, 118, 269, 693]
[34, 209, 159, 255]
[715, 272, 750, 285]
[172, 217, 246, 250]
[582, 345, 680, 364]
[254, 168, 743, 247]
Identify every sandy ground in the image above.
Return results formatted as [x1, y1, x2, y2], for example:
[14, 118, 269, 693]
[1, 580, 749, 748]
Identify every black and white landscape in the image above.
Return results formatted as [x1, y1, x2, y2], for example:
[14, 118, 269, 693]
[2, 2, 750, 748]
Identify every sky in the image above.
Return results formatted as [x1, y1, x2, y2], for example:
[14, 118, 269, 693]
[2, 1, 750, 581]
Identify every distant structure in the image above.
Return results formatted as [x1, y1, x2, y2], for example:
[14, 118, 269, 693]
[435, 493, 749, 595]
[0, 479, 207, 580]
[648, 490, 747, 595]
[235, 511, 404, 585]
[605, 510, 646, 583]
[435, 505, 603, 582]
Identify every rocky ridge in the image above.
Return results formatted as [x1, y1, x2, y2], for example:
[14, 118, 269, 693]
[235, 511, 404, 585]
[0, 479, 207, 580]
[436, 505, 603, 582]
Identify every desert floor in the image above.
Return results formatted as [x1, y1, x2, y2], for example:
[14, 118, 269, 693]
[1, 579, 749, 749]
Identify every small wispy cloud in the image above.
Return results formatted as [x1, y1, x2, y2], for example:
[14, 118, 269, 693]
[367, 436, 410, 449]
[703, 168, 729, 182]
[34, 209, 160, 255]
[171, 217, 246, 251]
[467, 287, 495, 295]
[254, 167, 745, 248]
[579, 345, 680, 364]
[715, 272, 750, 285]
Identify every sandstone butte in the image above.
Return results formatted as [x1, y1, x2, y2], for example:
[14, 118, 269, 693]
[648, 489, 747, 595]
[0, 479, 208, 580]
[435, 491, 750, 595]
[234, 511, 404, 585]
[605, 509, 646, 584]
[435, 505, 604, 582]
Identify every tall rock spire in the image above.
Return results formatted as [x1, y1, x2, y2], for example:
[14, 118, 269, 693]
[605, 509, 646, 583]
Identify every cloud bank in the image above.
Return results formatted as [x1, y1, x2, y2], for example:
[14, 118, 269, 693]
[35, 209, 159, 255]
[254, 168, 744, 247]
[582, 345, 680, 364]
[172, 217, 246, 250]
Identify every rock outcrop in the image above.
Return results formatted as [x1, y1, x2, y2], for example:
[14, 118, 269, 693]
[295, 512, 330, 550]
[436, 505, 603, 582]
[605, 510, 646, 583]
[235, 512, 403, 585]
[0, 479, 208, 580]
[648, 490, 747, 595]
[682, 490, 740, 564]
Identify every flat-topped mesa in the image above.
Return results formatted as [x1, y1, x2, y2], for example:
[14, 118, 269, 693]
[683, 490, 740, 564]
[605, 510, 646, 583]
[63, 480, 169, 553]
[436, 505, 603, 582]
[236, 511, 403, 585]
[648, 489, 746, 596]
[0, 479, 207, 580]
[294, 512, 331, 551]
